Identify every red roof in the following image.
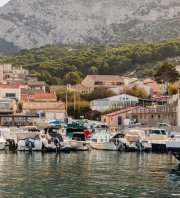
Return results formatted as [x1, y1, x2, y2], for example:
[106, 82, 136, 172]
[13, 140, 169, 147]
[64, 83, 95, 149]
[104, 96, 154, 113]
[33, 92, 57, 100]
[103, 106, 146, 117]
[0, 84, 19, 89]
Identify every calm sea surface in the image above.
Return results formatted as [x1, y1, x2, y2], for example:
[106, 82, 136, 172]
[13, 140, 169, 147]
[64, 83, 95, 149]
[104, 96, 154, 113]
[0, 149, 179, 198]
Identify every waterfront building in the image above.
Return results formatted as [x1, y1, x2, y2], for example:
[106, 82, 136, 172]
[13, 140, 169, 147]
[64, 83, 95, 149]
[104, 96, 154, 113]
[101, 106, 145, 129]
[90, 94, 139, 112]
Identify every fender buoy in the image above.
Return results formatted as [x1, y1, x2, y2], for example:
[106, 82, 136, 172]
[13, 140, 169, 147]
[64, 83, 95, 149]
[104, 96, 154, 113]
[114, 139, 120, 146]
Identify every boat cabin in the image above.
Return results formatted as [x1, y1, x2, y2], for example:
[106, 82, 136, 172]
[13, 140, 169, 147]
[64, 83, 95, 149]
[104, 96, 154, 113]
[72, 132, 86, 141]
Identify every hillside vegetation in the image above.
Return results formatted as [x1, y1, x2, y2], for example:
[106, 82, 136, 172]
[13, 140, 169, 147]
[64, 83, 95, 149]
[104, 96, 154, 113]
[0, 39, 180, 85]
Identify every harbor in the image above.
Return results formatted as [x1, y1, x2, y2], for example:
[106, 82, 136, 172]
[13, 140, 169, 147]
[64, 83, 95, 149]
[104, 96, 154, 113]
[0, 150, 179, 197]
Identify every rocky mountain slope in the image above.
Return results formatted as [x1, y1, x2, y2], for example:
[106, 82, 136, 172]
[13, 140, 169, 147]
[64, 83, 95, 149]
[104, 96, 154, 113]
[0, 0, 179, 54]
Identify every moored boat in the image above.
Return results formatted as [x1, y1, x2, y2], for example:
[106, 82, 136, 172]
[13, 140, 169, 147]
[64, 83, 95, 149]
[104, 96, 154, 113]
[166, 134, 180, 161]
[90, 132, 126, 151]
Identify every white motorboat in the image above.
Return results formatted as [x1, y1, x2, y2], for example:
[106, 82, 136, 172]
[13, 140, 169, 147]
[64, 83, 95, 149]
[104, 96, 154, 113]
[146, 128, 168, 152]
[90, 132, 126, 151]
[41, 127, 70, 152]
[11, 132, 42, 151]
[166, 134, 180, 161]
[67, 132, 90, 151]
[124, 128, 152, 152]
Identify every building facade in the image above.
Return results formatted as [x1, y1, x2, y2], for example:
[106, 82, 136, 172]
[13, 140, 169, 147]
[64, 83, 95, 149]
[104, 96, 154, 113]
[81, 75, 124, 90]
[90, 94, 139, 112]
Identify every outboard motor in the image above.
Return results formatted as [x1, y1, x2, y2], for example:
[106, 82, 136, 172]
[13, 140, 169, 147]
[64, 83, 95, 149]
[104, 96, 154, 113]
[53, 137, 61, 151]
[9, 139, 18, 151]
[135, 139, 142, 152]
[25, 139, 35, 152]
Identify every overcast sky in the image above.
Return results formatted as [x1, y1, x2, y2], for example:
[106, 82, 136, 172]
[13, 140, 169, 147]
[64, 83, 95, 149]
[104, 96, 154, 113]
[0, 0, 11, 7]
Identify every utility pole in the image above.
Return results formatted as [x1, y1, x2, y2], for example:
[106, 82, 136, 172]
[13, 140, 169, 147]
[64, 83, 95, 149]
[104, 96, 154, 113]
[74, 91, 76, 112]
[65, 88, 68, 116]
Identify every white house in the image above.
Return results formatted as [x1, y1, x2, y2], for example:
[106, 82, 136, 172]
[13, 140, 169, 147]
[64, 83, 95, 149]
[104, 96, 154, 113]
[90, 94, 139, 112]
[0, 84, 21, 101]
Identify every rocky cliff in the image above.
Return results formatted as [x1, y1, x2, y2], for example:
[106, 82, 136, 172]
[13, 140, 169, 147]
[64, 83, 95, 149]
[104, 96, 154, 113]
[0, 0, 179, 54]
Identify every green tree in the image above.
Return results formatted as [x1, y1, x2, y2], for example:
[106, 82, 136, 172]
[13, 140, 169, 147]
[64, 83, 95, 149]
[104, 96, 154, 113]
[168, 84, 178, 96]
[63, 72, 81, 85]
[154, 62, 179, 94]
[82, 87, 116, 101]
[154, 62, 179, 84]
[122, 85, 148, 99]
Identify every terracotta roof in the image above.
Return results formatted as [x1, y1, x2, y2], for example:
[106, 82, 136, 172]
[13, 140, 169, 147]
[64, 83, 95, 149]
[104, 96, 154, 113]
[0, 84, 19, 89]
[87, 75, 124, 82]
[103, 106, 146, 117]
[33, 92, 57, 100]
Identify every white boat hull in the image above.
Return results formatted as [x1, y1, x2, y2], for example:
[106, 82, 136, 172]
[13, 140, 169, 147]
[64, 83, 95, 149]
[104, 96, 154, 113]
[68, 140, 90, 151]
[90, 141, 121, 151]
[0, 141, 6, 150]
[17, 139, 42, 151]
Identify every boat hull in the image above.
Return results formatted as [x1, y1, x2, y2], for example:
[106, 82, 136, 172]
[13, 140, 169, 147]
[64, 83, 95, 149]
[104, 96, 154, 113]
[151, 143, 167, 152]
[0, 141, 6, 150]
[68, 140, 90, 151]
[17, 139, 42, 151]
[90, 142, 122, 151]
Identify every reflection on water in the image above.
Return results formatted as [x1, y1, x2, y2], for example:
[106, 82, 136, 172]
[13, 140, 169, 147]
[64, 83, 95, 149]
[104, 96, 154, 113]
[0, 150, 179, 197]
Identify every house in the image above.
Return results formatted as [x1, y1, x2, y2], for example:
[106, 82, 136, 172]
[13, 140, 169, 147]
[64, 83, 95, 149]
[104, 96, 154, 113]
[0, 64, 30, 84]
[101, 106, 146, 128]
[81, 75, 124, 90]
[27, 81, 46, 93]
[0, 84, 21, 101]
[143, 79, 162, 96]
[22, 92, 65, 120]
[0, 98, 17, 114]
[22, 101, 66, 120]
[90, 94, 139, 112]
[50, 84, 92, 94]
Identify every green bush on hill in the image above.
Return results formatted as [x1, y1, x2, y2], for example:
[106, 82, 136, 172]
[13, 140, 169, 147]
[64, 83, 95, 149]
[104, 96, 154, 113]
[0, 39, 180, 85]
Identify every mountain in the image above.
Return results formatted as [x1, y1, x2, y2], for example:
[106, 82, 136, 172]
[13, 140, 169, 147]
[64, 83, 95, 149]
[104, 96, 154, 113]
[0, 0, 179, 55]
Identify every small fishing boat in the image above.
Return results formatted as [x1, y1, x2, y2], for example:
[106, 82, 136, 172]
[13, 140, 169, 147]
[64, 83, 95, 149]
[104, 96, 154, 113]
[67, 132, 90, 151]
[90, 132, 126, 151]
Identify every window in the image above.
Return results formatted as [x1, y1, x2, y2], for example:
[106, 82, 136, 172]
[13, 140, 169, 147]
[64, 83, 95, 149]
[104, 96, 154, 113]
[158, 115, 160, 118]
[6, 93, 16, 98]
[117, 82, 124, 85]
[151, 115, 154, 118]
[94, 81, 103, 85]
[118, 116, 122, 125]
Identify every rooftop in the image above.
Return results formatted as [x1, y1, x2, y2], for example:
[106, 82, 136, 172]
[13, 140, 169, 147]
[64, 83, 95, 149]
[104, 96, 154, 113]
[0, 84, 19, 89]
[86, 75, 124, 82]
[28, 81, 46, 86]
[103, 106, 146, 117]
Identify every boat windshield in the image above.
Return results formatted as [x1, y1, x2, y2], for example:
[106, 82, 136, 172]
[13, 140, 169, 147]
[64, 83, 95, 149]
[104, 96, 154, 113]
[160, 130, 167, 135]
[151, 129, 166, 135]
